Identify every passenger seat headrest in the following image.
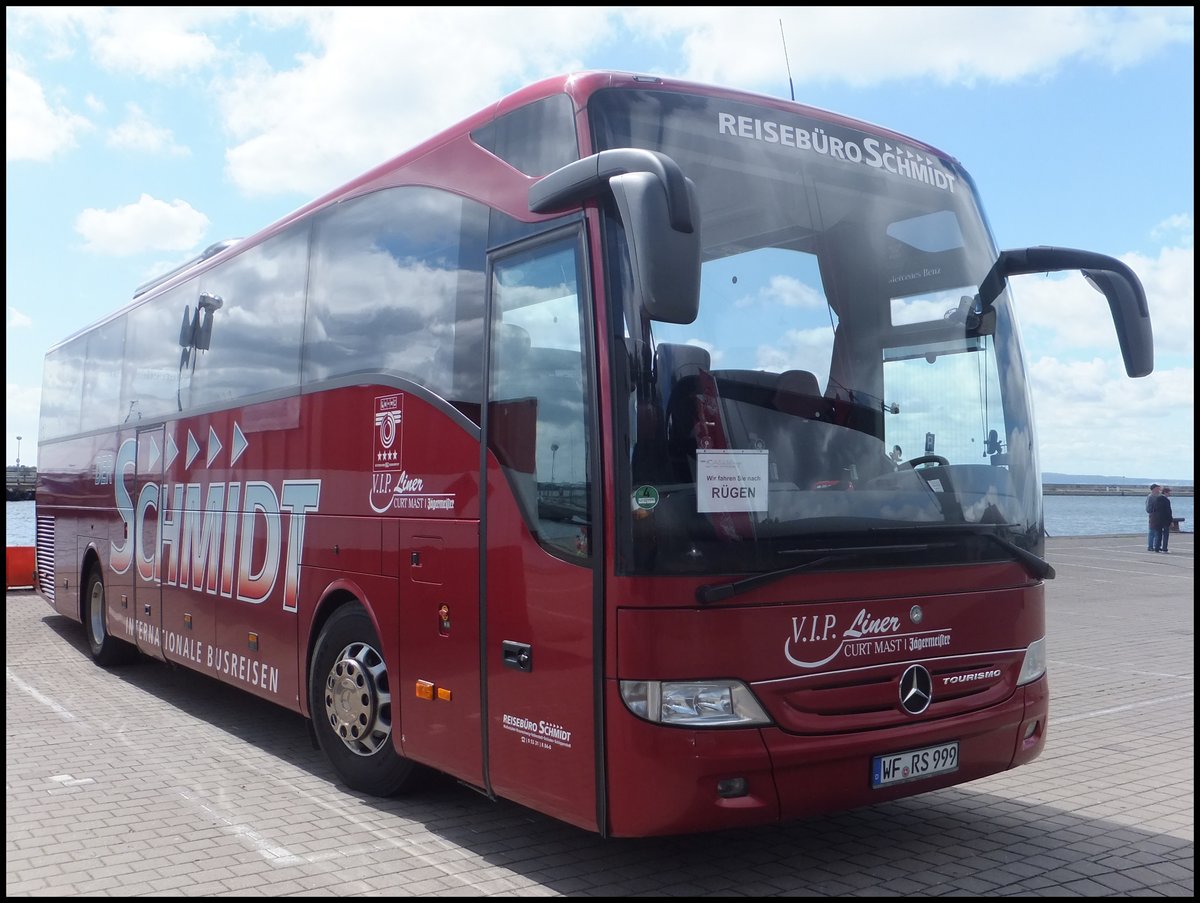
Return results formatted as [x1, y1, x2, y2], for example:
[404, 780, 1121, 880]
[655, 342, 711, 380]
[774, 369, 820, 413]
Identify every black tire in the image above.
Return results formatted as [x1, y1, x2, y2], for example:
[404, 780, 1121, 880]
[309, 603, 420, 796]
[83, 567, 137, 667]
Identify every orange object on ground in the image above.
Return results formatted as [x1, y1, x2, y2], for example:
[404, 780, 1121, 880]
[6, 546, 35, 590]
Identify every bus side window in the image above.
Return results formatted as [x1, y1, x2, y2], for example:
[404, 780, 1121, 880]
[489, 238, 591, 559]
[304, 186, 489, 419]
[189, 227, 307, 408]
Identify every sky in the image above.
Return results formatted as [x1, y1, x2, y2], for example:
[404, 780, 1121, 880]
[5, 6, 1195, 482]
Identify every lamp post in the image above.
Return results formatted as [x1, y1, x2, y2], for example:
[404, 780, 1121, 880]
[550, 443, 559, 482]
[15, 435, 21, 469]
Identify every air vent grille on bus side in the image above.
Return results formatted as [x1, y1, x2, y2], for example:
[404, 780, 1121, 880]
[35, 516, 55, 606]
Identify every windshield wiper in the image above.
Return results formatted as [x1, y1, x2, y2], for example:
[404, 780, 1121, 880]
[977, 530, 1056, 580]
[868, 523, 1055, 581]
[695, 543, 938, 604]
[694, 525, 1053, 605]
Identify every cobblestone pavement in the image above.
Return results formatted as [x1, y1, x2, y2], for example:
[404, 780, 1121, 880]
[6, 534, 1193, 896]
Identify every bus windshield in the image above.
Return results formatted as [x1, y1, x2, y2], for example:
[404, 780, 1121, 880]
[592, 88, 1041, 576]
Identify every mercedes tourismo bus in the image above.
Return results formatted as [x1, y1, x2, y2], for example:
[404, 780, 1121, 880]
[34, 71, 1153, 838]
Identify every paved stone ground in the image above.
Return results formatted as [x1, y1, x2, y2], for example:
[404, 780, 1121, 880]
[6, 534, 1193, 896]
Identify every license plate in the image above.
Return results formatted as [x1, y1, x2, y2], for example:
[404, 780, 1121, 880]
[872, 741, 959, 788]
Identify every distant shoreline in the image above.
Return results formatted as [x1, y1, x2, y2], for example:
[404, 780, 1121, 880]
[1043, 483, 1194, 497]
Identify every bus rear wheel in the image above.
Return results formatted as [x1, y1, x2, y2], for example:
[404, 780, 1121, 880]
[309, 603, 420, 796]
[83, 567, 137, 666]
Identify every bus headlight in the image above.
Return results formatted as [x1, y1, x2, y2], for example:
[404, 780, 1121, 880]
[1016, 636, 1047, 686]
[619, 679, 772, 726]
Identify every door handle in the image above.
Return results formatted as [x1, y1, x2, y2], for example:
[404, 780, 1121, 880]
[501, 640, 532, 672]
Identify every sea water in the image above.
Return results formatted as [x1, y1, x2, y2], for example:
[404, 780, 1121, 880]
[6, 495, 1191, 547]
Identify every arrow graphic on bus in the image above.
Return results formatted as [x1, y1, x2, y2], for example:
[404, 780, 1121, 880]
[176, 422, 249, 470]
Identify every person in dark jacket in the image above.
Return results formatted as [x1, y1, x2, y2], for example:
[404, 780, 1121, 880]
[1145, 483, 1161, 550]
[1149, 487, 1173, 553]
[1153, 487, 1174, 553]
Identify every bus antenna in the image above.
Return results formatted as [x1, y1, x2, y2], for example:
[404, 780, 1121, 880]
[779, 19, 795, 101]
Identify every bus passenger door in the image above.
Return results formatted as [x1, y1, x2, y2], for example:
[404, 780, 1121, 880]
[134, 426, 166, 660]
[483, 233, 600, 832]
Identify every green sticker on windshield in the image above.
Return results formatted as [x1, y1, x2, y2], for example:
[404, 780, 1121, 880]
[633, 485, 660, 510]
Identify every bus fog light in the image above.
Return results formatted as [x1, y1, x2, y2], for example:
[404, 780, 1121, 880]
[717, 777, 748, 798]
[620, 679, 770, 726]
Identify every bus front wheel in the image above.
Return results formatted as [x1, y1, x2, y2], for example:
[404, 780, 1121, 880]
[83, 567, 137, 666]
[309, 603, 420, 796]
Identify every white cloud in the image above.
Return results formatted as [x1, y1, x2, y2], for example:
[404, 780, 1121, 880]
[74, 194, 210, 255]
[5, 52, 92, 160]
[212, 7, 614, 196]
[13, 8, 1191, 194]
[1152, 213, 1194, 245]
[7, 307, 33, 329]
[1120, 244, 1195, 361]
[625, 7, 1194, 87]
[755, 327, 835, 379]
[88, 8, 230, 78]
[1095, 6, 1197, 68]
[1016, 238, 1194, 478]
[1029, 356, 1193, 478]
[4, 7, 94, 60]
[7, 7, 230, 79]
[6, 382, 41, 431]
[767, 275, 826, 308]
[1013, 243, 1195, 362]
[107, 103, 190, 156]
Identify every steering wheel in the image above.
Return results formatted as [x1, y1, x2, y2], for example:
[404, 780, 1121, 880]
[904, 454, 949, 468]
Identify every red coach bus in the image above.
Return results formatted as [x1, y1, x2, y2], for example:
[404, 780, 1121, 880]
[35, 70, 1153, 838]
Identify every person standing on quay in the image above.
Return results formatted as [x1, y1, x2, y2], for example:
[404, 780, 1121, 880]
[1145, 483, 1162, 551]
[1152, 487, 1174, 554]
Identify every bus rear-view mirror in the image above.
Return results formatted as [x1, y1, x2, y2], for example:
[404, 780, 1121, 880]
[977, 246, 1153, 378]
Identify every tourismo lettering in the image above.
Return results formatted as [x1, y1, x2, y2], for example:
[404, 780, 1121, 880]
[109, 437, 320, 612]
[716, 112, 958, 194]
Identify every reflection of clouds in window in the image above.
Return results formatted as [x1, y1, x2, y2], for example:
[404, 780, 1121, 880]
[763, 274, 826, 308]
[323, 254, 458, 319]
[498, 279, 571, 307]
[536, 396, 586, 483]
[504, 292, 581, 352]
[80, 318, 126, 432]
[490, 238, 590, 558]
[709, 249, 825, 311]
[882, 349, 1005, 465]
[685, 338, 719, 366]
[125, 287, 190, 420]
[39, 348, 85, 439]
[306, 250, 458, 392]
[754, 326, 834, 383]
[959, 486, 1020, 526]
[303, 186, 486, 407]
[189, 227, 307, 408]
[672, 246, 831, 373]
[652, 330, 730, 367]
[890, 287, 973, 326]
[886, 210, 965, 254]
